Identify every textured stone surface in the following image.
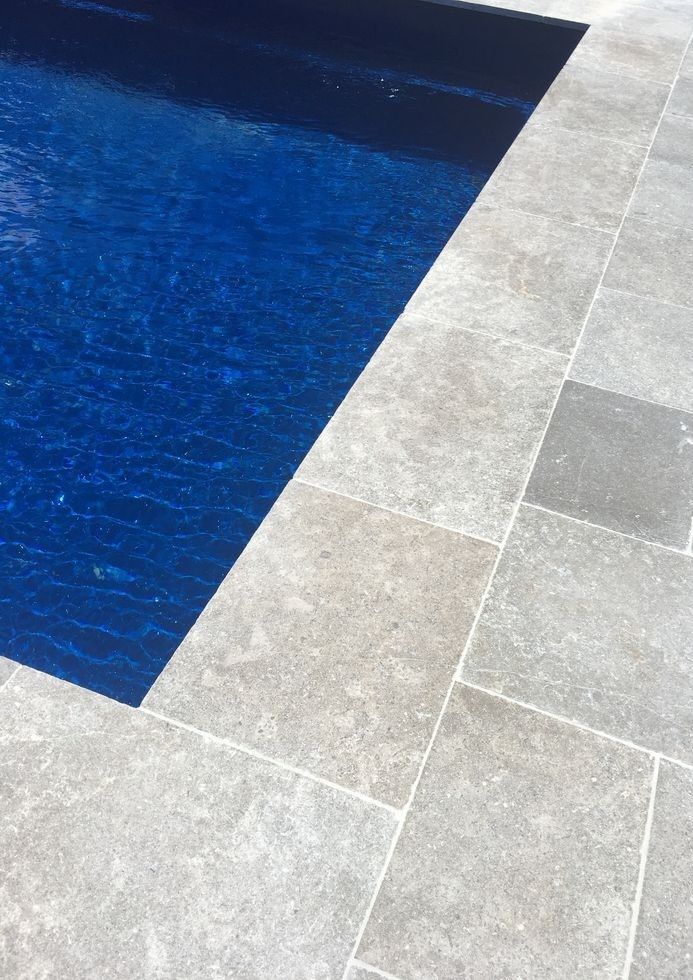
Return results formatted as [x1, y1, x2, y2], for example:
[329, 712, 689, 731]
[0, 668, 395, 980]
[525, 380, 693, 549]
[406, 204, 612, 354]
[570, 287, 693, 413]
[146, 480, 495, 808]
[605, 217, 693, 309]
[463, 505, 693, 760]
[631, 762, 693, 979]
[296, 315, 565, 543]
[480, 123, 645, 231]
[631, 114, 693, 228]
[358, 684, 651, 980]
[0, 657, 18, 688]
[533, 63, 669, 144]
[669, 76, 693, 116]
[346, 965, 383, 980]
[568, 27, 686, 83]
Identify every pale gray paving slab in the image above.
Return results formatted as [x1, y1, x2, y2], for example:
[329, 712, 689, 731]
[631, 115, 693, 229]
[572, 1, 693, 40]
[669, 76, 693, 116]
[631, 762, 693, 979]
[570, 287, 693, 414]
[480, 123, 645, 232]
[358, 684, 651, 980]
[406, 203, 613, 354]
[146, 480, 496, 808]
[0, 667, 396, 980]
[463, 505, 693, 761]
[605, 217, 693, 309]
[347, 965, 392, 980]
[0, 657, 17, 688]
[532, 63, 669, 145]
[567, 27, 687, 84]
[296, 314, 566, 543]
[525, 380, 693, 549]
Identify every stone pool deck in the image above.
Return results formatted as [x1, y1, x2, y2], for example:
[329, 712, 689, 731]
[3, 0, 693, 976]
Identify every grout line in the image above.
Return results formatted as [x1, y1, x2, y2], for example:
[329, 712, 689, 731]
[351, 958, 404, 980]
[476, 200, 618, 237]
[521, 501, 691, 558]
[0, 664, 21, 694]
[622, 755, 660, 980]
[661, 753, 693, 774]
[403, 310, 572, 360]
[528, 119, 652, 150]
[140, 707, 401, 817]
[566, 376, 693, 421]
[292, 477, 502, 550]
[601, 283, 693, 315]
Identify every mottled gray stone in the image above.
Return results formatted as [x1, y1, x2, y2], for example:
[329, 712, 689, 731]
[0, 668, 395, 980]
[146, 480, 495, 808]
[463, 505, 693, 760]
[570, 288, 693, 413]
[631, 762, 693, 979]
[358, 684, 651, 980]
[568, 27, 686, 83]
[526, 380, 693, 548]
[605, 217, 693, 309]
[296, 315, 566, 543]
[533, 63, 669, 145]
[669, 76, 693, 116]
[594, 2, 693, 41]
[406, 204, 612, 354]
[480, 124, 645, 231]
[347, 965, 385, 980]
[0, 657, 18, 688]
[631, 115, 693, 228]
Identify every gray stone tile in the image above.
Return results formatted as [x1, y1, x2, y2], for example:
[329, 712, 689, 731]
[594, 2, 693, 42]
[631, 762, 693, 979]
[669, 76, 693, 117]
[0, 668, 395, 980]
[463, 505, 693, 761]
[146, 480, 496, 808]
[481, 124, 645, 232]
[525, 380, 693, 548]
[296, 315, 566, 543]
[631, 115, 693, 228]
[0, 657, 18, 688]
[347, 965, 384, 980]
[570, 288, 693, 414]
[406, 204, 612, 354]
[358, 684, 651, 980]
[605, 217, 693, 309]
[568, 27, 685, 84]
[533, 64, 669, 145]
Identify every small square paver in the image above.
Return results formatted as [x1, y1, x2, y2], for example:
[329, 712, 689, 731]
[669, 76, 693, 117]
[146, 479, 496, 808]
[406, 203, 612, 354]
[358, 684, 651, 980]
[631, 114, 693, 228]
[570, 287, 693, 414]
[631, 762, 693, 979]
[525, 380, 693, 549]
[480, 123, 645, 232]
[0, 657, 18, 688]
[0, 668, 396, 979]
[463, 505, 693, 761]
[532, 63, 669, 145]
[605, 217, 693, 309]
[296, 315, 566, 542]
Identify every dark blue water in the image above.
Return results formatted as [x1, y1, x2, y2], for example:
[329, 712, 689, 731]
[0, 0, 582, 704]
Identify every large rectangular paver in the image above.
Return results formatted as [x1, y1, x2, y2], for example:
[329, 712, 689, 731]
[296, 315, 566, 543]
[146, 480, 496, 808]
[0, 657, 17, 688]
[605, 217, 693, 309]
[569, 27, 686, 84]
[631, 115, 693, 228]
[532, 63, 669, 145]
[480, 124, 645, 232]
[463, 505, 693, 762]
[358, 684, 651, 980]
[406, 204, 612, 355]
[525, 380, 693, 549]
[631, 762, 693, 979]
[570, 287, 693, 414]
[0, 668, 395, 979]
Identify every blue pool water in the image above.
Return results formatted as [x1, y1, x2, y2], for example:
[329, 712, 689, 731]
[1, 0, 582, 704]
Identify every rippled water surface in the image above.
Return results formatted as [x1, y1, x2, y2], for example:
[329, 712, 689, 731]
[0, 0, 581, 703]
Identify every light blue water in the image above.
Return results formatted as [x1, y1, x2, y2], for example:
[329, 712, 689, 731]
[0, 0, 580, 703]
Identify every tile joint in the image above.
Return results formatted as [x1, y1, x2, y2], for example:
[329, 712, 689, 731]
[622, 755, 661, 980]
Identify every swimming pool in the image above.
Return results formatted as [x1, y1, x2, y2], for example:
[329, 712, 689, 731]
[1, 0, 582, 705]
